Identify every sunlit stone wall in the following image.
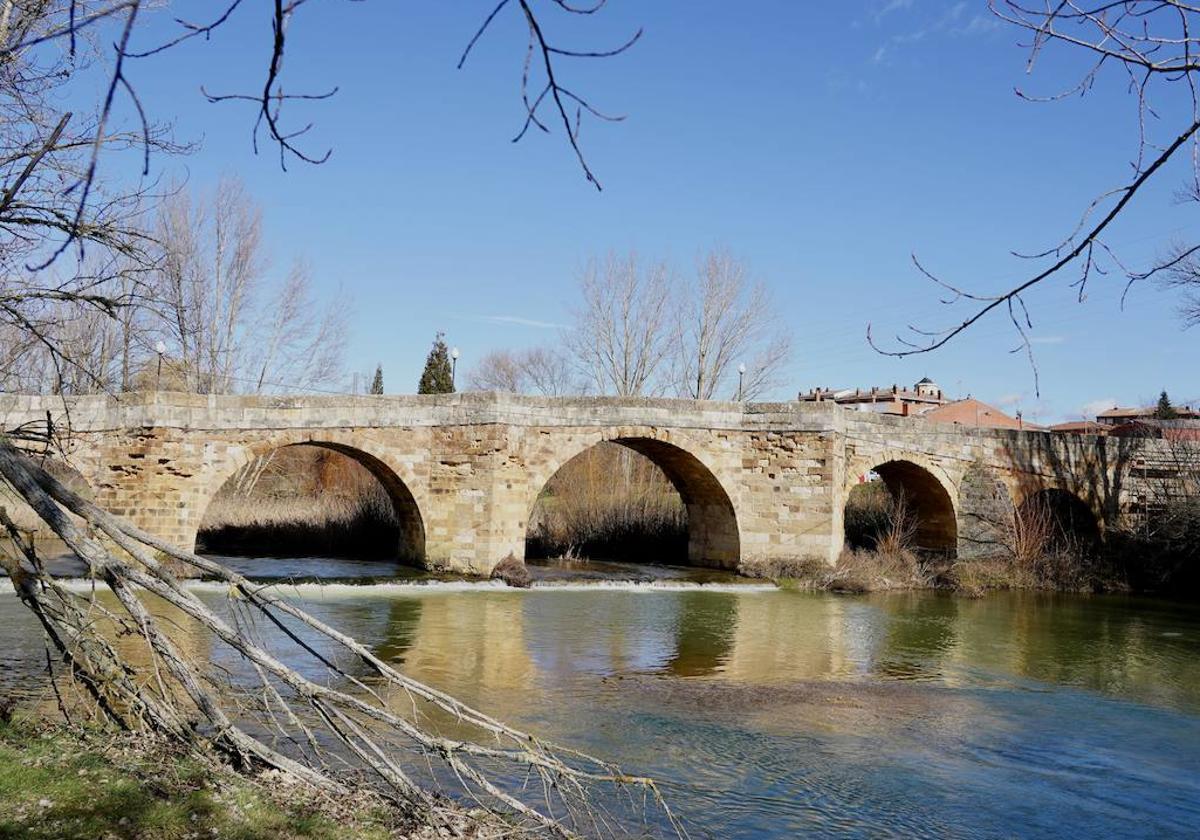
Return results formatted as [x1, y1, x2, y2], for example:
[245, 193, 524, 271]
[0, 392, 1178, 574]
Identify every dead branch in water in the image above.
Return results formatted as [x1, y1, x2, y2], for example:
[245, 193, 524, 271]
[0, 440, 684, 838]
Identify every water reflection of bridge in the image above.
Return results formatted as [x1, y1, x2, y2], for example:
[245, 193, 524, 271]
[365, 589, 1200, 714]
[4, 587, 1198, 722]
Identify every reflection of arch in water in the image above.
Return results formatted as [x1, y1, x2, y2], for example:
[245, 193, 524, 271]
[196, 441, 425, 565]
[721, 594, 852, 683]
[668, 592, 738, 677]
[401, 593, 535, 693]
[525, 592, 679, 676]
[1017, 488, 1102, 550]
[846, 458, 958, 555]
[527, 436, 740, 568]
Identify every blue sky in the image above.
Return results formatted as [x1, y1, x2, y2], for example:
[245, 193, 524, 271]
[115, 1, 1197, 421]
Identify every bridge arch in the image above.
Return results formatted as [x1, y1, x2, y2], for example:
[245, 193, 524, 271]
[844, 455, 958, 554]
[525, 433, 740, 568]
[1015, 487, 1102, 551]
[194, 438, 426, 565]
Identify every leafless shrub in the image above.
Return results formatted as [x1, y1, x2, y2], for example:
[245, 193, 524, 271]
[1005, 495, 1055, 570]
[872, 491, 919, 556]
[829, 547, 934, 593]
[843, 481, 917, 556]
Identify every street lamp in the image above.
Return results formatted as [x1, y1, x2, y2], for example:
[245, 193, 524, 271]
[737, 363, 746, 401]
[451, 347, 459, 388]
[155, 340, 167, 390]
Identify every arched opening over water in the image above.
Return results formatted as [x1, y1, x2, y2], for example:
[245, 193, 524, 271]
[525, 438, 739, 568]
[1017, 488, 1101, 553]
[844, 460, 957, 555]
[196, 442, 424, 569]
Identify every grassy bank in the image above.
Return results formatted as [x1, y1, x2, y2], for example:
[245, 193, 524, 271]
[739, 549, 1129, 596]
[0, 718, 494, 839]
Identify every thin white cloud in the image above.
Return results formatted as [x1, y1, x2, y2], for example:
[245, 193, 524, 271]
[474, 314, 568, 330]
[872, 2, 996, 65]
[950, 14, 1000, 36]
[995, 393, 1024, 407]
[875, 0, 915, 20]
[1029, 335, 1066, 345]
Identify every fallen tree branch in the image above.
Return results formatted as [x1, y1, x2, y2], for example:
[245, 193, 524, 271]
[0, 440, 684, 838]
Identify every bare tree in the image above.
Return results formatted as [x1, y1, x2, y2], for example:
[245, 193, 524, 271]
[671, 249, 792, 401]
[468, 345, 580, 395]
[466, 348, 525, 393]
[248, 262, 348, 394]
[152, 178, 262, 393]
[567, 251, 675, 396]
[1161, 247, 1200, 329]
[0, 5, 174, 392]
[871, 2, 1200, 378]
[522, 345, 580, 396]
[151, 178, 346, 394]
[0, 2, 639, 393]
[0, 3, 675, 833]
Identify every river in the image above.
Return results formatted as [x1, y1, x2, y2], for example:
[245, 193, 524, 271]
[2, 555, 1199, 838]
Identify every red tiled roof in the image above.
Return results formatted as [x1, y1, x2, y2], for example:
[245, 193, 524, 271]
[922, 398, 1038, 430]
[1050, 420, 1108, 435]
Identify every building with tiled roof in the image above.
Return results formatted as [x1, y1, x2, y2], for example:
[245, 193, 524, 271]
[1049, 420, 1108, 436]
[921, 397, 1039, 431]
[798, 378, 948, 417]
[1096, 404, 1200, 425]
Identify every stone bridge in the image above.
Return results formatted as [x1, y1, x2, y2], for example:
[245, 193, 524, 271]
[0, 392, 1174, 574]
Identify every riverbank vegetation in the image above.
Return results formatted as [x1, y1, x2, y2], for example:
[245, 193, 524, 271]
[742, 472, 1198, 596]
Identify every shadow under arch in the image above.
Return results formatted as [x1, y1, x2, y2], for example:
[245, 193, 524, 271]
[527, 436, 741, 568]
[1017, 487, 1102, 551]
[848, 459, 958, 555]
[196, 441, 425, 566]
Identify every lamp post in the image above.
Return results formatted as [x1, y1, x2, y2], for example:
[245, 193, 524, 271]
[737, 363, 746, 401]
[154, 340, 166, 390]
[451, 347, 459, 389]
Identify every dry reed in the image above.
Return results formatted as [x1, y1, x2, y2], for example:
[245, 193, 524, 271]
[527, 442, 687, 562]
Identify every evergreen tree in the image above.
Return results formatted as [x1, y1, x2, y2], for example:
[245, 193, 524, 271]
[369, 364, 384, 395]
[418, 332, 455, 394]
[1155, 389, 1178, 420]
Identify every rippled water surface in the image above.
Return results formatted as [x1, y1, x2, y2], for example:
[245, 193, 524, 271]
[3, 555, 1199, 838]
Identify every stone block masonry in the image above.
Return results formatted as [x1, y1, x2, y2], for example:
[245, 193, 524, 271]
[0, 392, 1176, 575]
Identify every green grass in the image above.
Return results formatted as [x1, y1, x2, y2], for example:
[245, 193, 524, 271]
[0, 718, 397, 839]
